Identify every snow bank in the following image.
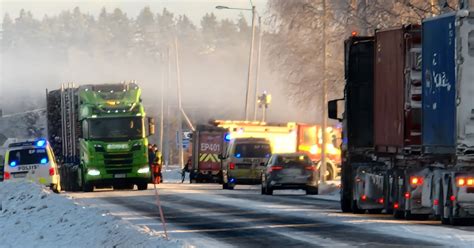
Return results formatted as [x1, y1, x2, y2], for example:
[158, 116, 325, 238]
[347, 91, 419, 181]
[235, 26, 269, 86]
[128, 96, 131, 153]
[0, 181, 183, 248]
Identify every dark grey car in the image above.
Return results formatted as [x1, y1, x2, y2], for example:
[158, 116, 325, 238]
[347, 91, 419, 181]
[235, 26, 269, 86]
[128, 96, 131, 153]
[261, 153, 319, 195]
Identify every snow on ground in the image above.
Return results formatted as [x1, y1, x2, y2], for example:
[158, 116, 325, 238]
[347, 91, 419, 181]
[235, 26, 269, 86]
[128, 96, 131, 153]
[163, 165, 185, 183]
[0, 181, 183, 248]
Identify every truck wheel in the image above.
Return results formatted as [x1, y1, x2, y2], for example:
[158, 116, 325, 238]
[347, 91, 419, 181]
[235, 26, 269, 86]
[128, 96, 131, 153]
[341, 197, 352, 213]
[137, 183, 148, 190]
[83, 183, 94, 192]
[266, 187, 273, 195]
[261, 184, 267, 195]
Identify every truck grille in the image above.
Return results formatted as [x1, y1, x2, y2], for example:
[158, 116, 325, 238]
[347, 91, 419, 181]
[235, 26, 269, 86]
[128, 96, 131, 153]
[105, 168, 133, 174]
[103, 153, 133, 166]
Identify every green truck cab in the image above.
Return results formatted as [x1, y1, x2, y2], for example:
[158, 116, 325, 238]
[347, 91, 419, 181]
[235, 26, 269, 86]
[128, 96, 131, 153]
[47, 82, 155, 192]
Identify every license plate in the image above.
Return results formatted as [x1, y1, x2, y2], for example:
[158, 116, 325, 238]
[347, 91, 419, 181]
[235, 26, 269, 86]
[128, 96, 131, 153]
[114, 174, 126, 178]
[13, 173, 27, 178]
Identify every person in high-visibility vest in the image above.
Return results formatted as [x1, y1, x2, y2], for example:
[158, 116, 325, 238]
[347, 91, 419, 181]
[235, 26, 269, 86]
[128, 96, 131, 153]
[151, 145, 163, 184]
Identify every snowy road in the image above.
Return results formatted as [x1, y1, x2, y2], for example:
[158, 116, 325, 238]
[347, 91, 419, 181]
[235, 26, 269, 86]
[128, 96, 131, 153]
[69, 183, 474, 247]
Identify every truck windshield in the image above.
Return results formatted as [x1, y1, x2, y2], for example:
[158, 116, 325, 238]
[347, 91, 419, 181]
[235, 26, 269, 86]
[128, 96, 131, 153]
[8, 148, 48, 165]
[89, 117, 144, 140]
[235, 143, 271, 158]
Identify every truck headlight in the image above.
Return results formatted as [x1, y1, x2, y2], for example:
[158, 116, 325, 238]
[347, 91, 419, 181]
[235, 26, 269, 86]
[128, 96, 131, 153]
[138, 166, 150, 174]
[87, 169, 100, 176]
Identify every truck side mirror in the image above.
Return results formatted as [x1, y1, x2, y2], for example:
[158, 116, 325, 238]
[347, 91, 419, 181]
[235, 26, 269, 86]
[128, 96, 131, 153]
[328, 99, 344, 121]
[148, 117, 155, 136]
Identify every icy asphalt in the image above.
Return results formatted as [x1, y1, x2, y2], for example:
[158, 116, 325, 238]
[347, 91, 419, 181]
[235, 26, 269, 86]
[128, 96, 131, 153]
[67, 167, 474, 248]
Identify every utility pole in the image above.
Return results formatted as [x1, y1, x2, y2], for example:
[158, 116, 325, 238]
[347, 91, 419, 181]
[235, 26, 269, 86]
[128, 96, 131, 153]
[164, 46, 171, 169]
[174, 37, 184, 170]
[244, 5, 257, 121]
[159, 51, 165, 167]
[253, 16, 263, 121]
[320, 0, 328, 186]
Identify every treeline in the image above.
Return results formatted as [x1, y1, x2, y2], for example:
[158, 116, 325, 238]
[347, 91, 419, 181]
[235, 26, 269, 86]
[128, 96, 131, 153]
[1, 6, 252, 60]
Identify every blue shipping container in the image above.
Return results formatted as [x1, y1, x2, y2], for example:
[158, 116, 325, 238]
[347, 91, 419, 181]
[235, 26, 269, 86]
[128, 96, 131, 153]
[422, 13, 457, 154]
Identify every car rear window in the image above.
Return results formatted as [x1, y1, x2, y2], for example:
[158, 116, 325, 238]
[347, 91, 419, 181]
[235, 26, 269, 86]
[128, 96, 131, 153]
[8, 148, 48, 166]
[277, 155, 312, 166]
[235, 143, 271, 158]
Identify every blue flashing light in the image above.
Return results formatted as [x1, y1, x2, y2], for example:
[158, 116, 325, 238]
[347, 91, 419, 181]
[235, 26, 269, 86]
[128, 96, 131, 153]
[36, 139, 46, 147]
[40, 158, 48, 164]
[235, 153, 241, 158]
[10, 161, 17, 167]
[224, 133, 232, 142]
[229, 178, 235, 183]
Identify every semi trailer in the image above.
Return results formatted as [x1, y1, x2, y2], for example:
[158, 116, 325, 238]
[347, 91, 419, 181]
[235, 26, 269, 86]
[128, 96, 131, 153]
[329, 10, 474, 225]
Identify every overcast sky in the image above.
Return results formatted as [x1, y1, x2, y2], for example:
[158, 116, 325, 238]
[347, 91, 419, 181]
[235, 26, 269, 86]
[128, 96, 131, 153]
[1, 0, 268, 25]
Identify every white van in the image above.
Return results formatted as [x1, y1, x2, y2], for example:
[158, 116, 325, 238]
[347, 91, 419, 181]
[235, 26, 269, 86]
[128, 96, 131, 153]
[3, 139, 61, 193]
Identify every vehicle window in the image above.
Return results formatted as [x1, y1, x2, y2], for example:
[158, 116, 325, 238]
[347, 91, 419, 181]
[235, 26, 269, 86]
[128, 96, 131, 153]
[8, 148, 48, 166]
[89, 117, 144, 140]
[267, 156, 276, 166]
[276, 155, 312, 166]
[234, 143, 271, 158]
[469, 30, 474, 57]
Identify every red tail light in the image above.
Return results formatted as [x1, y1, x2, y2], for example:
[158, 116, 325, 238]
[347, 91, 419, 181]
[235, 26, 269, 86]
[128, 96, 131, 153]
[229, 163, 235, 170]
[433, 199, 439, 206]
[404, 192, 411, 199]
[361, 195, 367, 201]
[393, 202, 400, 209]
[4, 172, 10, 180]
[49, 168, 55, 176]
[410, 176, 423, 186]
[450, 195, 456, 202]
[270, 166, 283, 172]
[378, 198, 384, 204]
[305, 166, 316, 171]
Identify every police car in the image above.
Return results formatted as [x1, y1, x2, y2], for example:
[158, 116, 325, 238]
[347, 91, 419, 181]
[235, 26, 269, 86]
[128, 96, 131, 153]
[3, 139, 61, 193]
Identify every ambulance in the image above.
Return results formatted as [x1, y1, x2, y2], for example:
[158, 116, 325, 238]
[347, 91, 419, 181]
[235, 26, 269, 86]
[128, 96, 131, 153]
[3, 139, 61, 193]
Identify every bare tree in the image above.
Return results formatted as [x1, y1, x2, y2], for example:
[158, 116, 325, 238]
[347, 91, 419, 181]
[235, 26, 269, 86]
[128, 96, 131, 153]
[266, 0, 458, 113]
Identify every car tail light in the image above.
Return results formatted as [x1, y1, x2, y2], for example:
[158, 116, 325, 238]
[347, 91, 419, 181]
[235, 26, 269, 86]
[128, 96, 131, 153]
[305, 166, 316, 171]
[434, 199, 439, 206]
[270, 166, 283, 172]
[229, 163, 235, 170]
[393, 202, 400, 209]
[49, 168, 55, 176]
[404, 192, 411, 199]
[4, 172, 10, 180]
[457, 177, 474, 187]
[410, 176, 423, 186]
[378, 198, 384, 204]
[361, 194, 367, 201]
[450, 195, 456, 202]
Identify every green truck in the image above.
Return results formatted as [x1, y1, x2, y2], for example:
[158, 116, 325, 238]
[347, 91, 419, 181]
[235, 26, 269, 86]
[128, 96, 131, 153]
[46, 82, 155, 192]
